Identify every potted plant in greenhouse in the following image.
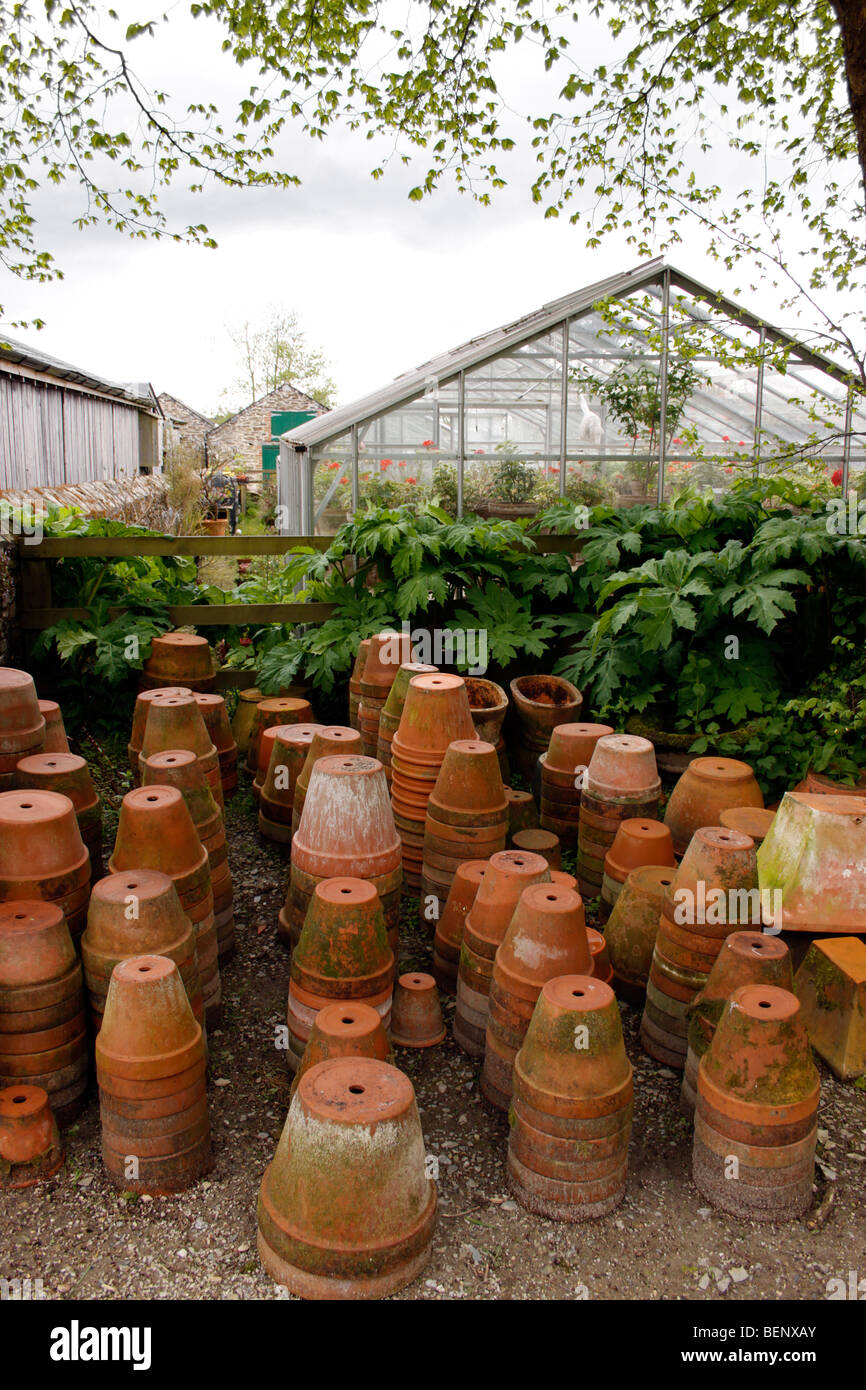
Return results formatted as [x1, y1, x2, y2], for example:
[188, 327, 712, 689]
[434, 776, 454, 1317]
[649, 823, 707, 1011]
[476, 446, 539, 518]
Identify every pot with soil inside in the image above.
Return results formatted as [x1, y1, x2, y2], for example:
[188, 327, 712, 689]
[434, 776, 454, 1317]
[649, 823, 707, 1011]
[508, 674, 582, 782]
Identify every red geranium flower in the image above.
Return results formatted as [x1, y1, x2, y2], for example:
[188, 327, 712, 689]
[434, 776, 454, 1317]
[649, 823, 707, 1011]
[239, 636, 252, 647]
[722, 435, 730, 443]
[406, 476, 417, 484]
[421, 439, 434, 447]
[831, 468, 843, 486]
[380, 459, 392, 470]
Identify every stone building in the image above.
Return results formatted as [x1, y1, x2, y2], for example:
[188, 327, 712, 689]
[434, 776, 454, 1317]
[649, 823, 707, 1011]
[205, 381, 326, 475]
[158, 393, 214, 470]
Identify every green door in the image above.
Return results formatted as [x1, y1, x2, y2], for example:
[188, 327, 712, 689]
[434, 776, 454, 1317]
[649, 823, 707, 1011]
[271, 410, 317, 437]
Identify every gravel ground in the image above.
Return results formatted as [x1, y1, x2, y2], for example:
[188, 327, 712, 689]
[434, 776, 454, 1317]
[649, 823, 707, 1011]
[1, 757, 864, 1303]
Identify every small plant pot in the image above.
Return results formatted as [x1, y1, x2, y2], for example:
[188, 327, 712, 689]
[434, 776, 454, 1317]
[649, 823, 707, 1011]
[0, 1084, 65, 1188]
[391, 973, 446, 1048]
[432, 859, 487, 992]
[230, 688, 264, 756]
[465, 678, 509, 744]
[37, 701, 70, 754]
[201, 517, 228, 536]
[141, 633, 216, 692]
[0, 669, 46, 789]
[293, 755, 401, 880]
[605, 865, 673, 1000]
[505, 788, 538, 839]
[245, 697, 315, 775]
[291, 1001, 394, 1097]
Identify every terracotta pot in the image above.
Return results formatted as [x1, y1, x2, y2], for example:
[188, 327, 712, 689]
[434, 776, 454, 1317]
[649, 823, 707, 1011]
[139, 693, 223, 809]
[245, 696, 315, 775]
[361, 631, 414, 696]
[0, 790, 90, 943]
[0, 1084, 64, 1188]
[37, 700, 70, 753]
[0, 669, 45, 789]
[432, 859, 487, 993]
[97, 955, 212, 1194]
[82, 869, 202, 1032]
[391, 973, 446, 1048]
[693, 984, 818, 1219]
[128, 686, 192, 777]
[293, 755, 401, 881]
[511, 828, 561, 870]
[464, 677, 509, 744]
[259, 723, 322, 842]
[454, 849, 551, 1058]
[421, 739, 507, 919]
[348, 639, 371, 731]
[0, 899, 88, 1124]
[257, 1057, 436, 1298]
[793, 768, 866, 797]
[546, 723, 614, 774]
[509, 675, 582, 781]
[757, 792, 866, 934]
[291, 725, 362, 833]
[140, 632, 215, 692]
[681, 931, 792, 1113]
[600, 817, 675, 922]
[231, 687, 264, 755]
[194, 694, 238, 800]
[482, 883, 590, 1111]
[794, 936, 866, 1080]
[505, 788, 538, 838]
[664, 756, 764, 857]
[15, 752, 102, 871]
[605, 865, 670, 1002]
[393, 674, 475, 759]
[508, 975, 631, 1220]
[291, 1000, 394, 1097]
[109, 787, 220, 1026]
[377, 664, 439, 779]
[585, 734, 660, 803]
[718, 806, 775, 845]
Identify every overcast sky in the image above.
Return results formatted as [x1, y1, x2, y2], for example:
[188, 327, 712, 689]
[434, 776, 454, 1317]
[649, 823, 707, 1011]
[0, 3, 856, 419]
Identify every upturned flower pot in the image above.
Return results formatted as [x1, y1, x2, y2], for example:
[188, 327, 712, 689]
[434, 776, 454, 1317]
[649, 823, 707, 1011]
[508, 975, 632, 1220]
[693, 984, 819, 1220]
[140, 632, 216, 692]
[664, 756, 764, 858]
[128, 686, 192, 777]
[391, 973, 445, 1048]
[585, 734, 660, 804]
[194, 694, 238, 800]
[348, 639, 371, 730]
[0, 669, 45, 788]
[757, 791, 866, 934]
[293, 755, 401, 880]
[600, 817, 676, 922]
[82, 870, 203, 1032]
[377, 663, 438, 779]
[509, 675, 583, 781]
[291, 1001, 394, 1097]
[681, 930, 792, 1114]
[506, 788, 538, 838]
[37, 700, 70, 753]
[0, 790, 91, 943]
[257, 1057, 437, 1299]
[481, 883, 591, 1111]
[718, 806, 775, 845]
[433, 859, 487, 992]
[0, 899, 88, 1124]
[546, 723, 614, 774]
[0, 1084, 65, 1188]
[291, 725, 362, 834]
[259, 723, 322, 842]
[604, 865, 673, 1000]
[140, 694, 223, 805]
[231, 687, 264, 755]
[794, 936, 866, 1080]
[511, 828, 561, 869]
[96, 955, 212, 1194]
[245, 696, 315, 775]
[359, 631, 415, 746]
[421, 739, 507, 919]
[15, 752, 102, 872]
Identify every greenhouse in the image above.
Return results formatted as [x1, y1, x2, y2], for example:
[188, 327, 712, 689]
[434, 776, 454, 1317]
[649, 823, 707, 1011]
[278, 259, 866, 533]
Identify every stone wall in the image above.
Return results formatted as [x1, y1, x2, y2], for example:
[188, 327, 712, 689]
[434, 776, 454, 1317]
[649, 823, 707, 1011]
[206, 382, 326, 474]
[159, 393, 213, 471]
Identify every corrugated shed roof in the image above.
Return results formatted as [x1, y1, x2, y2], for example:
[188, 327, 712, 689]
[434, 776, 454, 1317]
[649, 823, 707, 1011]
[0, 334, 158, 410]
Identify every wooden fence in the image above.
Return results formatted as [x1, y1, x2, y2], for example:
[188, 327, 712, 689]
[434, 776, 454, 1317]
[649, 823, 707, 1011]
[16, 532, 583, 690]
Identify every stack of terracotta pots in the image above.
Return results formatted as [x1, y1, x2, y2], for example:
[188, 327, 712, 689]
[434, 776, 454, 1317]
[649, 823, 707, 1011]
[231, 687, 264, 755]
[454, 849, 551, 1058]
[757, 791, 866, 937]
[376, 662, 438, 783]
[681, 930, 792, 1114]
[245, 696, 314, 778]
[465, 677, 509, 779]
[640, 826, 757, 1069]
[258, 1057, 436, 1299]
[482, 883, 592, 1111]
[110, 786, 221, 1026]
[139, 692, 224, 810]
[599, 818, 676, 924]
[284, 755, 402, 955]
[539, 722, 613, 846]
[348, 638, 371, 731]
[82, 870, 203, 1032]
[141, 750, 234, 962]
[194, 694, 239, 801]
[358, 630, 414, 757]
[432, 859, 487, 993]
[139, 632, 215, 692]
[15, 752, 103, 873]
[0, 900, 88, 1124]
[290, 725, 361, 836]
[508, 975, 632, 1220]
[287, 878, 395, 1071]
[576, 735, 661, 900]
[97, 955, 213, 1193]
[604, 866, 673, 1001]
[0, 669, 45, 789]
[0, 1083, 65, 1189]
[693, 984, 819, 1220]
[0, 790, 90, 944]
[291, 1000, 394, 1097]
[127, 686, 191, 778]
[508, 674, 582, 783]
[421, 739, 508, 925]
[38, 700, 70, 753]
[258, 723, 322, 845]
[664, 756, 764, 857]
[391, 674, 476, 892]
[505, 788, 538, 839]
